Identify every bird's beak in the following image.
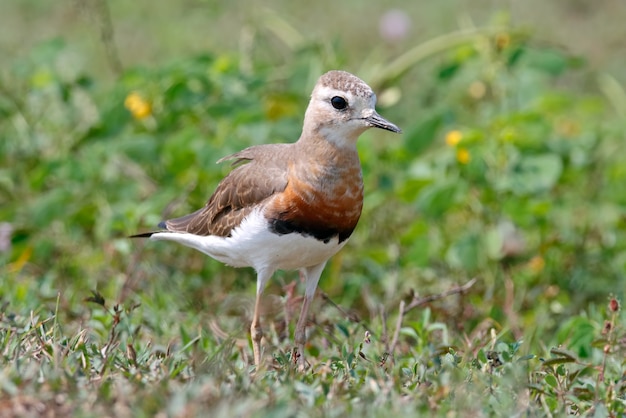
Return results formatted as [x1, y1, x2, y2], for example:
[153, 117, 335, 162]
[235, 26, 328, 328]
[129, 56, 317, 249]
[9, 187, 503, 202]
[364, 111, 402, 133]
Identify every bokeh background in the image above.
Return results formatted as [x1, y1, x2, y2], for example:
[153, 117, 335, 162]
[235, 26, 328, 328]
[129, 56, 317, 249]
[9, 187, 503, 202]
[4, 0, 626, 82]
[2, 0, 626, 415]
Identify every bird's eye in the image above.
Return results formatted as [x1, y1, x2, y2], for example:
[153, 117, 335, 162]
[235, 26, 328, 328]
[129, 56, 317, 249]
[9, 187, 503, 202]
[330, 96, 348, 110]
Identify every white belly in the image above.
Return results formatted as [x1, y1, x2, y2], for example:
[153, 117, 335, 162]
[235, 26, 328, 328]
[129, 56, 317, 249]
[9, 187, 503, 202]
[149, 209, 348, 271]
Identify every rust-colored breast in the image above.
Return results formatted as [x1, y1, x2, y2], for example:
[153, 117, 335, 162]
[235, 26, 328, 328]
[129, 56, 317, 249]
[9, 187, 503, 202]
[266, 163, 364, 243]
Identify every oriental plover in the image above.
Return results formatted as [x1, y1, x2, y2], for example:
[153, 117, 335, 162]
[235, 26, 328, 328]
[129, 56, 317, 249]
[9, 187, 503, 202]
[131, 70, 401, 369]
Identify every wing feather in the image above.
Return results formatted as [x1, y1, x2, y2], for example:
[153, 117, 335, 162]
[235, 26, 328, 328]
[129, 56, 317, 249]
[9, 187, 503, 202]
[162, 144, 291, 237]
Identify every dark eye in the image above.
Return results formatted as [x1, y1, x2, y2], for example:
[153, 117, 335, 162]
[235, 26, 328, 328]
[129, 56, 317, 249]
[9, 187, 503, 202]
[330, 96, 347, 110]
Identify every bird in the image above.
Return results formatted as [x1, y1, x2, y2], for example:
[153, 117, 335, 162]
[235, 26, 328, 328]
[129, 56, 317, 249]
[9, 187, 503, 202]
[131, 70, 401, 369]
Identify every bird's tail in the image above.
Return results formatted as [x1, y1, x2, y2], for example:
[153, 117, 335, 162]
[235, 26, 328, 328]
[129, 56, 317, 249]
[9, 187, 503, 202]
[129, 232, 157, 238]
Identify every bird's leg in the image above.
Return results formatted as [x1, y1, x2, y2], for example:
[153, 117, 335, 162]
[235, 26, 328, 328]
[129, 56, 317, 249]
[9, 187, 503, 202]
[251, 269, 274, 368]
[293, 295, 311, 368]
[251, 291, 264, 367]
[293, 262, 326, 370]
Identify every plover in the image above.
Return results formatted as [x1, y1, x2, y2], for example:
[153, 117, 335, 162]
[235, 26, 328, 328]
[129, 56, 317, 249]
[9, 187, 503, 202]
[132, 70, 401, 368]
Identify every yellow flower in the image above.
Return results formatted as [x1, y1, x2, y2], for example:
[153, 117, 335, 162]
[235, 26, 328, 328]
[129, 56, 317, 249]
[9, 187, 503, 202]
[456, 148, 471, 164]
[124, 92, 152, 120]
[528, 255, 545, 274]
[445, 130, 463, 147]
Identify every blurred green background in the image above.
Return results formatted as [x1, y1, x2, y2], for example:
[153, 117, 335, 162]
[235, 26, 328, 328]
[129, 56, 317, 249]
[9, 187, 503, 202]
[3, 0, 626, 341]
[4, 0, 626, 83]
[2, 0, 626, 415]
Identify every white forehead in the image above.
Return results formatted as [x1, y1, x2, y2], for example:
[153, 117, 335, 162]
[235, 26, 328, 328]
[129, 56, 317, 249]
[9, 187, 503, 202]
[313, 85, 377, 109]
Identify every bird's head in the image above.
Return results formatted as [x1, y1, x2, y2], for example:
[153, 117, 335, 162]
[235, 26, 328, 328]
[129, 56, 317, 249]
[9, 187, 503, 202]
[302, 70, 401, 147]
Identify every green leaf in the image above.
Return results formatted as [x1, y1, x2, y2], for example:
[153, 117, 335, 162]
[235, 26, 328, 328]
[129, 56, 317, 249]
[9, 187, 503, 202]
[438, 62, 460, 81]
[549, 347, 577, 360]
[555, 317, 596, 358]
[544, 374, 559, 388]
[523, 47, 570, 76]
[477, 349, 487, 364]
[446, 232, 482, 271]
[415, 181, 459, 219]
[498, 153, 563, 195]
[404, 111, 444, 155]
[542, 357, 576, 367]
[405, 235, 431, 267]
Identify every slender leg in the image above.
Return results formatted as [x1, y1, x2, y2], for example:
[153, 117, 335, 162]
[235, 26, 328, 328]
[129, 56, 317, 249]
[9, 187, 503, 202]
[294, 262, 326, 370]
[251, 292, 264, 367]
[251, 268, 274, 368]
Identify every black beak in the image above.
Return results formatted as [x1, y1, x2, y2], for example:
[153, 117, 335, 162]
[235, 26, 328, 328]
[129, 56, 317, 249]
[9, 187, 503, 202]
[365, 111, 402, 133]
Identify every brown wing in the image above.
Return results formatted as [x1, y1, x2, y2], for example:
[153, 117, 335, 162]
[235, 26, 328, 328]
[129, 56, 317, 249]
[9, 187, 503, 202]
[162, 144, 291, 237]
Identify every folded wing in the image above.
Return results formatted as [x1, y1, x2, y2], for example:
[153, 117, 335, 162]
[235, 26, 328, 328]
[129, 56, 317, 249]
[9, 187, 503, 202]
[161, 144, 291, 237]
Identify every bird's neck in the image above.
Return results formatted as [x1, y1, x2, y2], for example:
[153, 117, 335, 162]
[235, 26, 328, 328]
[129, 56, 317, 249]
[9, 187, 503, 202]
[292, 130, 363, 198]
[296, 127, 360, 164]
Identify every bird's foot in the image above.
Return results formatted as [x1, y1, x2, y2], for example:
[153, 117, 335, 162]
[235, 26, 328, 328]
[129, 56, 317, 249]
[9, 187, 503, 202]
[251, 323, 264, 368]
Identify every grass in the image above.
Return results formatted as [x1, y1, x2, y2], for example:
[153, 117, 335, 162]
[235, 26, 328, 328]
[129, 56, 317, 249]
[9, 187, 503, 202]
[3, 1, 626, 416]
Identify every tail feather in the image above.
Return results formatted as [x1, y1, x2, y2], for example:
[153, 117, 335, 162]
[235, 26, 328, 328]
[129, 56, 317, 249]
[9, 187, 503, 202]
[129, 231, 158, 238]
